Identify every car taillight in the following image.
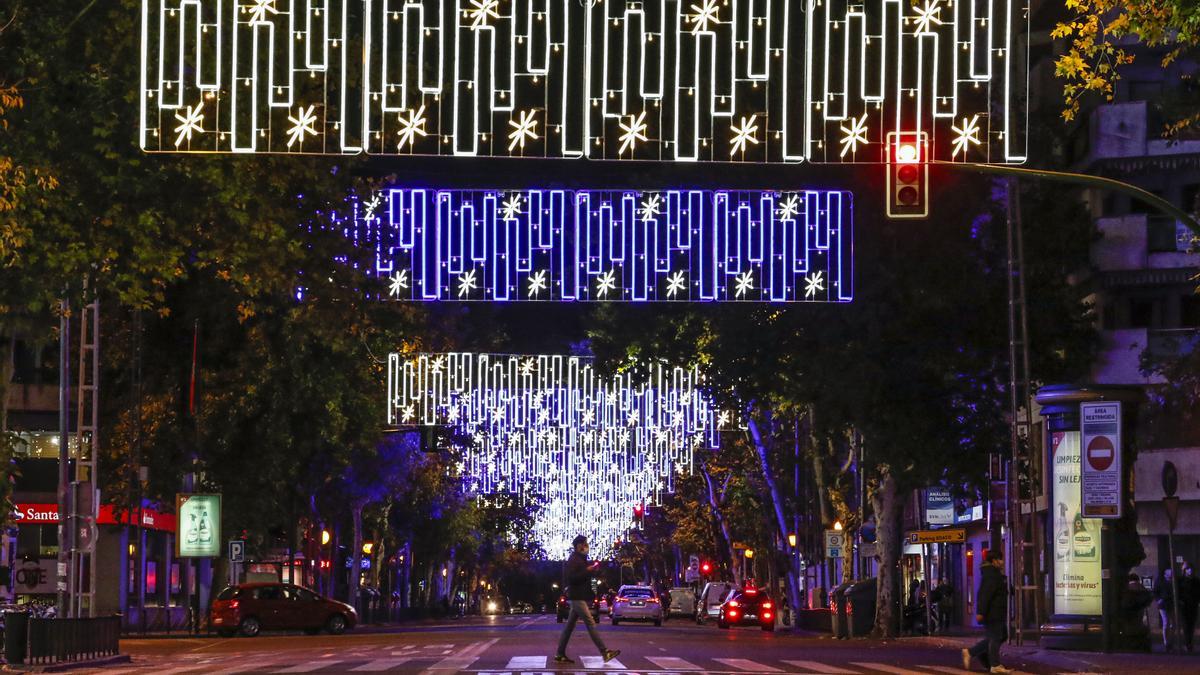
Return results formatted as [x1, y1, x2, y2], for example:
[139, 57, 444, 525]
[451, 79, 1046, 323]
[729, 610, 739, 617]
[728, 600, 739, 608]
[762, 601, 772, 609]
[615, 597, 627, 603]
[228, 600, 239, 609]
[763, 612, 773, 620]
[647, 597, 659, 603]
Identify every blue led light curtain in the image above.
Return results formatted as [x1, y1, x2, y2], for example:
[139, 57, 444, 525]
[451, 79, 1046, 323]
[346, 188, 852, 302]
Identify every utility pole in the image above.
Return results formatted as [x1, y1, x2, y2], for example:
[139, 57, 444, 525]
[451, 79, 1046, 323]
[56, 298, 72, 618]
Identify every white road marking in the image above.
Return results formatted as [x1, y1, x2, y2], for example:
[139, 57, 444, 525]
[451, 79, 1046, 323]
[647, 655, 704, 670]
[921, 667, 970, 675]
[579, 655, 627, 669]
[420, 638, 497, 673]
[783, 660, 861, 674]
[714, 658, 783, 672]
[350, 658, 414, 671]
[506, 656, 548, 669]
[850, 663, 929, 674]
[275, 661, 343, 673]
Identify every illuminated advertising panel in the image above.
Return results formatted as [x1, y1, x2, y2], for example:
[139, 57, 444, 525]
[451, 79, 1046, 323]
[1050, 431, 1102, 616]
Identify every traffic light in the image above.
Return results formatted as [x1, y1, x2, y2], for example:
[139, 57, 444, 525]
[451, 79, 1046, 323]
[886, 131, 928, 219]
[700, 561, 712, 575]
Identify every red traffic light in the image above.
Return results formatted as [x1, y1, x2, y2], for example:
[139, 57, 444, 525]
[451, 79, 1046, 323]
[886, 132, 928, 219]
[700, 561, 712, 574]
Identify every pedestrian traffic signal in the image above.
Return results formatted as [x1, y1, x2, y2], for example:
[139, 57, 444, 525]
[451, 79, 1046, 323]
[886, 131, 928, 219]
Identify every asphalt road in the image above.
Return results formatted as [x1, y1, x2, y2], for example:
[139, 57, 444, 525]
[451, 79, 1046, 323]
[107, 614, 1071, 675]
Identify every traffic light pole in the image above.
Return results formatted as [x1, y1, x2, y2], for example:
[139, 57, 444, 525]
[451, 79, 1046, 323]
[943, 163, 1200, 236]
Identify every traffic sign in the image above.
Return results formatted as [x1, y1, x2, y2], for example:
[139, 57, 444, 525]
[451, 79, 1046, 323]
[1081, 401, 1122, 518]
[228, 540, 245, 563]
[907, 528, 966, 545]
[824, 530, 845, 559]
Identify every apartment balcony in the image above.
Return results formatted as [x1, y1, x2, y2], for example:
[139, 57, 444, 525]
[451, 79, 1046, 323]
[1089, 102, 1200, 162]
[1091, 328, 1199, 385]
[1093, 213, 1198, 274]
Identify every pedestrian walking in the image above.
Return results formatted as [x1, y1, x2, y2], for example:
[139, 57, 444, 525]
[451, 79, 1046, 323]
[1154, 567, 1177, 652]
[934, 577, 955, 631]
[554, 535, 620, 665]
[962, 550, 1011, 673]
[1180, 563, 1199, 653]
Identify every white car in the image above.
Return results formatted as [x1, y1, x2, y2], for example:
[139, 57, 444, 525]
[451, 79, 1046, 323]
[667, 587, 697, 619]
[610, 585, 663, 626]
[696, 582, 732, 624]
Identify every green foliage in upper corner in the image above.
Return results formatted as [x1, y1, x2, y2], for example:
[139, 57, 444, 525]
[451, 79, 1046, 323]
[1053, 0, 1200, 136]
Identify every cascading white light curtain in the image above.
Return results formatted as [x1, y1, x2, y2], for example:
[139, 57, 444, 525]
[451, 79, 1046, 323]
[388, 352, 732, 557]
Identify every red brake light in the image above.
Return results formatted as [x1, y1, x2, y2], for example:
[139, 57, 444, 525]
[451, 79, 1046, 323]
[229, 600, 239, 609]
[616, 596, 628, 603]
[646, 597, 659, 603]
[762, 601, 772, 609]
[728, 600, 739, 608]
[763, 612, 773, 620]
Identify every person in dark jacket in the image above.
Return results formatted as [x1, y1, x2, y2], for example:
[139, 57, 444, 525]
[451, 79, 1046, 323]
[962, 550, 1011, 673]
[554, 535, 620, 664]
[1180, 563, 1198, 652]
[1154, 567, 1177, 651]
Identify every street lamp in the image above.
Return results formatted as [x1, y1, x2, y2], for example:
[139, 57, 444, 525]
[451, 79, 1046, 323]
[744, 549, 754, 559]
[833, 521, 843, 531]
[321, 530, 331, 546]
[787, 533, 797, 548]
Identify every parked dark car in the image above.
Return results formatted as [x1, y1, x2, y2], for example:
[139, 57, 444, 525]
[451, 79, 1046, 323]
[211, 583, 357, 637]
[716, 588, 776, 632]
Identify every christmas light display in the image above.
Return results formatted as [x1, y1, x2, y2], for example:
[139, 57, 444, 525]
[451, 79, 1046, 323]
[140, 0, 1028, 163]
[388, 352, 730, 556]
[338, 188, 852, 302]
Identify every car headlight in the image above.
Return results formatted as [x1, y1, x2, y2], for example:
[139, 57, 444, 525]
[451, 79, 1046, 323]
[487, 601, 498, 612]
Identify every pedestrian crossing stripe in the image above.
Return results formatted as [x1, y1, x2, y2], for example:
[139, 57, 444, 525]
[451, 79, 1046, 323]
[850, 663, 927, 675]
[578, 655, 627, 669]
[713, 657, 783, 672]
[506, 656, 548, 668]
[782, 660, 859, 674]
[349, 658, 415, 671]
[646, 656, 703, 670]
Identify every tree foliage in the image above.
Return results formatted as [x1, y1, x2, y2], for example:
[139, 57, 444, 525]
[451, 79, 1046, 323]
[1054, 0, 1200, 134]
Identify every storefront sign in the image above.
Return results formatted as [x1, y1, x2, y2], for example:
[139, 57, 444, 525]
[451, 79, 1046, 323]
[176, 494, 221, 558]
[925, 487, 954, 526]
[1080, 402, 1122, 518]
[13, 559, 56, 594]
[1050, 431, 1102, 616]
[13, 503, 177, 532]
[907, 528, 965, 545]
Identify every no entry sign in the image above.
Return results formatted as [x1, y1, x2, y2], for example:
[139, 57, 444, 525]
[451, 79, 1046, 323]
[1081, 402, 1122, 518]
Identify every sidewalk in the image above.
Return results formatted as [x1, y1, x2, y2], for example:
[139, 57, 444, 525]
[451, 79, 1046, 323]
[908, 633, 1200, 673]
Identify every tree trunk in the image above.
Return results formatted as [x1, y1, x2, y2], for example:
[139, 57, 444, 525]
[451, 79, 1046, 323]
[746, 414, 803, 626]
[701, 465, 740, 585]
[871, 466, 903, 638]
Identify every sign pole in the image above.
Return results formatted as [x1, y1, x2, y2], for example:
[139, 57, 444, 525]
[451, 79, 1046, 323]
[1163, 462, 1181, 652]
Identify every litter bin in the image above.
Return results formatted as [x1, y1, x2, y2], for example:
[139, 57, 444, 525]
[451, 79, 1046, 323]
[4, 611, 28, 665]
[845, 578, 877, 638]
[830, 582, 852, 639]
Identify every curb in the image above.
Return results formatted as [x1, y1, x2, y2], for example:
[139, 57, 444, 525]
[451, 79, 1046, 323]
[2, 654, 131, 673]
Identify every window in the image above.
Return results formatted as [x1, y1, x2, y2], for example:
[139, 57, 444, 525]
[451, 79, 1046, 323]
[254, 586, 281, 601]
[1181, 295, 1200, 328]
[1129, 297, 1158, 328]
[293, 588, 318, 602]
[216, 586, 241, 601]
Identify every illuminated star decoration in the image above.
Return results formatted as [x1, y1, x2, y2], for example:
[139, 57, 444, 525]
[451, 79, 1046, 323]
[687, 0, 721, 34]
[396, 106, 428, 150]
[286, 104, 318, 148]
[912, 0, 944, 34]
[507, 110, 538, 151]
[951, 114, 982, 158]
[804, 271, 825, 299]
[500, 195, 522, 220]
[467, 0, 500, 29]
[839, 113, 869, 158]
[528, 270, 548, 297]
[734, 270, 754, 298]
[596, 269, 617, 298]
[665, 271, 687, 298]
[247, 0, 279, 23]
[173, 103, 205, 147]
[457, 270, 478, 298]
[618, 112, 648, 156]
[401, 404, 415, 422]
[729, 114, 759, 156]
[388, 270, 409, 297]
[363, 194, 382, 220]
[639, 194, 662, 222]
[776, 194, 800, 220]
